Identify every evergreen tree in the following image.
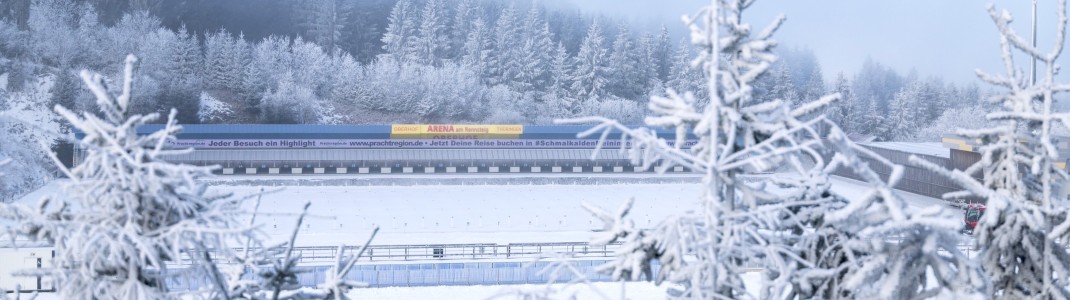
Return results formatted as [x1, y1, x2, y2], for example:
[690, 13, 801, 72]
[569, 21, 608, 101]
[296, 0, 346, 56]
[666, 39, 704, 101]
[514, 5, 553, 93]
[204, 29, 236, 90]
[450, 0, 478, 60]
[413, 0, 448, 66]
[490, 5, 520, 86]
[566, 2, 986, 297]
[161, 25, 202, 123]
[766, 64, 799, 106]
[912, 3, 1070, 296]
[461, 16, 492, 82]
[606, 23, 641, 100]
[852, 58, 904, 115]
[858, 97, 883, 136]
[548, 42, 573, 113]
[827, 73, 856, 133]
[801, 62, 826, 103]
[380, 0, 415, 62]
[654, 25, 672, 82]
[635, 32, 659, 95]
[887, 82, 921, 140]
[340, 0, 391, 63]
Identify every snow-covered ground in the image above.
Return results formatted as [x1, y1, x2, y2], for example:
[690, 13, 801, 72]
[347, 273, 767, 299]
[14, 174, 953, 247]
[346, 281, 673, 300]
[9, 275, 764, 300]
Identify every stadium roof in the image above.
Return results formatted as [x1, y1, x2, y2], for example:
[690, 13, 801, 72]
[862, 142, 950, 158]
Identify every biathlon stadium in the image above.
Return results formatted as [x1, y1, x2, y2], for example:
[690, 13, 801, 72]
[72, 124, 1070, 201]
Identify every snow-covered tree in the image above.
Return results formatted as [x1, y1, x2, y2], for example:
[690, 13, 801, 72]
[412, 0, 449, 66]
[910, 106, 994, 143]
[450, 0, 478, 60]
[290, 37, 332, 95]
[547, 42, 573, 115]
[1, 55, 379, 299]
[564, 0, 986, 298]
[198, 91, 235, 123]
[569, 21, 608, 101]
[514, 5, 553, 93]
[606, 24, 641, 100]
[380, 0, 416, 62]
[854, 97, 883, 136]
[461, 16, 492, 82]
[912, 2, 1070, 298]
[653, 25, 672, 82]
[885, 81, 921, 141]
[160, 25, 202, 124]
[261, 71, 322, 124]
[765, 64, 800, 106]
[27, 0, 78, 67]
[852, 58, 904, 116]
[800, 62, 826, 105]
[635, 32, 661, 96]
[826, 73, 856, 133]
[1, 55, 256, 299]
[665, 39, 703, 103]
[490, 5, 521, 86]
[330, 53, 363, 110]
[0, 75, 58, 200]
[204, 29, 246, 91]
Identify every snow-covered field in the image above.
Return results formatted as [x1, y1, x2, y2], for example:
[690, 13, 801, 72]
[15, 174, 952, 247]
[13, 276, 764, 300]
[346, 281, 680, 300]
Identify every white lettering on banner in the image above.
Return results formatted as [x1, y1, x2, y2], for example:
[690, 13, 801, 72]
[163, 139, 698, 149]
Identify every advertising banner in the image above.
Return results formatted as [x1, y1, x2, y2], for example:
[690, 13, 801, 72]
[389, 124, 524, 139]
[164, 138, 697, 149]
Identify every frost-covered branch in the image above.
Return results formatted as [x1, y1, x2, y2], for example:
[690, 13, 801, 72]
[560, 0, 988, 298]
[913, 0, 1070, 298]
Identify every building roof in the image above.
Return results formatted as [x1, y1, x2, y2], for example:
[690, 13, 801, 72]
[862, 142, 950, 158]
[73, 124, 695, 140]
[160, 148, 634, 163]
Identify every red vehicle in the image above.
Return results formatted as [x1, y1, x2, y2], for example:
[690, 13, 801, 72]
[963, 203, 986, 234]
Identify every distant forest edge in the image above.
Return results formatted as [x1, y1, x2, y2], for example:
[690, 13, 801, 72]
[0, 0, 1021, 143]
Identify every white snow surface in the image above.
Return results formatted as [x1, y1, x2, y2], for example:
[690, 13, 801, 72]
[2, 274, 767, 300]
[14, 174, 952, 247]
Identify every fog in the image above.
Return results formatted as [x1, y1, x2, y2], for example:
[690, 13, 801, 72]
[560, 0, 1063, 83]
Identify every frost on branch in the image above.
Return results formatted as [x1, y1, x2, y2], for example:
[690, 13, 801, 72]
[811, 126, 987, 299]
[565, 0, 984, 298]
[0, 55, 379, 299]
[225, 200, 380, 300]
[910, 1, 1070, 298]
[0, 55, 258, 299]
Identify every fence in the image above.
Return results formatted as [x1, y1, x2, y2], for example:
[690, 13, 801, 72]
[177, 242, 622, 265]
[4, 238, 984, 294]
[164, 259, 631, 291]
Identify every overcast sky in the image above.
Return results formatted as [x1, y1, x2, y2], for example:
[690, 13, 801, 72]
[559, 0, 1063, 84]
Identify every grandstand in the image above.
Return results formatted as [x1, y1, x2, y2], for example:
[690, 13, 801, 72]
[74, 124, 697, 175]
[76, 124, 1070, 202]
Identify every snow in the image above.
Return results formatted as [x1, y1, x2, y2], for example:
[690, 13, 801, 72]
[12, 273, 766, 300]
[344, 280, 701, 299]
[14, 174, 951, 247]
[862, 142, 950, 158]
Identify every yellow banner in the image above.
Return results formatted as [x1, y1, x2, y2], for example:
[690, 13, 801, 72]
[390, 124, 524, 139]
